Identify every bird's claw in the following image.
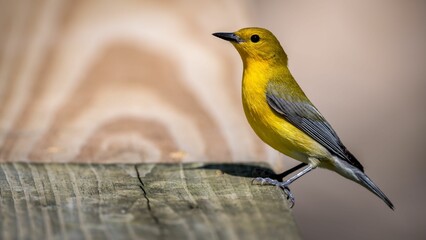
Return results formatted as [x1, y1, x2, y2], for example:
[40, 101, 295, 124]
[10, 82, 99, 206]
[252, 177, 279, 185]
[280, 185, 295, 208]
[251, 177, 295, 208]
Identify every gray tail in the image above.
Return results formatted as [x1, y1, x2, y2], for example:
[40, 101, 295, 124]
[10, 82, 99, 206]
[355, 171, 394, 210]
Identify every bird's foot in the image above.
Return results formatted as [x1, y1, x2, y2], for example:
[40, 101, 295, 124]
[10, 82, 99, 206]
[252, 177, 295, 208]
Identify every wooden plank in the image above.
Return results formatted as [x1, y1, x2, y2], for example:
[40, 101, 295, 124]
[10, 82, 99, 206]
[0, 162, 300, 240]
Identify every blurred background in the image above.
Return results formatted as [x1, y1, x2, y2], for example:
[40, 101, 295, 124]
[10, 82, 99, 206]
[0, 0, 425, 239]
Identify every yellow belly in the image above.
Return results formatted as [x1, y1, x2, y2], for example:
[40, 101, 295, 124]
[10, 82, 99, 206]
[241, 72, 330, 163]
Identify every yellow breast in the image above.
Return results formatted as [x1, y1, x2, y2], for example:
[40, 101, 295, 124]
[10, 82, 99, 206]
[241, 61, 330, 163]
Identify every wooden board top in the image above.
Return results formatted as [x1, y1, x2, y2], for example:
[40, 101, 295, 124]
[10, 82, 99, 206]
[0, 162, 300, 240]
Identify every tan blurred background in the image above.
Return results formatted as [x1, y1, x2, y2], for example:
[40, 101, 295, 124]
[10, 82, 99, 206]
[1, 0, 425, 239]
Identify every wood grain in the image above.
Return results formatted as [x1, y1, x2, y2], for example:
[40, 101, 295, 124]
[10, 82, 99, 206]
[0, 162, 300, 240]
[0, 0, 285, 170]
[0, 2, 299, 238]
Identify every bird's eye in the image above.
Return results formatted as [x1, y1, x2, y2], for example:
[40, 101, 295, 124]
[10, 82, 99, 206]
[250, 34, 260, 43]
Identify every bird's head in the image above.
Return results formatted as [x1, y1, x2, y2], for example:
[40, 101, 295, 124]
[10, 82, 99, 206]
[213, 27, 287, 65]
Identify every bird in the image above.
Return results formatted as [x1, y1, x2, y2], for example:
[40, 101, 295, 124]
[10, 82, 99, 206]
[213, 27, 394, 209]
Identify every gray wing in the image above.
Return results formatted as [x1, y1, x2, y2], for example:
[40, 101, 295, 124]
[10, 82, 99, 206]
[266, 86, 364, 171]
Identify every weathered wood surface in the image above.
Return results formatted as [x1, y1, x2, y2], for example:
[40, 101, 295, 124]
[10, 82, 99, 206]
[0, 162, 300, 240]
[0, 2, 298, 239]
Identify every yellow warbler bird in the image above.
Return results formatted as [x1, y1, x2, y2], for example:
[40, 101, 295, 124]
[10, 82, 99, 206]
[213, 27, 393, 209]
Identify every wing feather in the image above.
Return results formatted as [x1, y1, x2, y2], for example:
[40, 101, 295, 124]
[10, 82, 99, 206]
[266, 84, 364, 171]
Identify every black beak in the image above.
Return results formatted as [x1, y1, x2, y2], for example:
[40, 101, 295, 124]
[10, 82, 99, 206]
[212, 32, 243, 43]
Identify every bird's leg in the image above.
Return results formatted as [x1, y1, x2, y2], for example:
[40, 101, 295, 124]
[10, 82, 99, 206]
[252, 163, 316, 207]
[275, 163, 307, 180]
